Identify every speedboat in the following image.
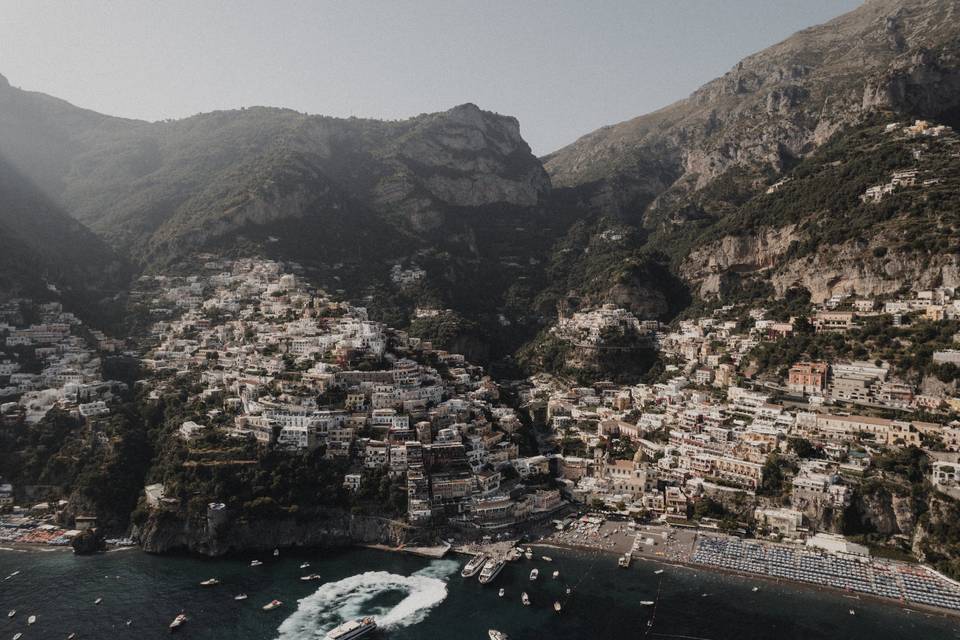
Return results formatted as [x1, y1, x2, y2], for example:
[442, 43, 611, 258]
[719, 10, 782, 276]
[13, 634, 22, 640]
[529, 568, 539, 581]
[27, 616, 36, 625]
[301, 574, 322, 581]
[524, 548, 533, 560]
[553, 601, 562, 613]
[461, 554, 488, 578]
[498, 588, 505, 597]
[234, 594, 248, 601]
[273, 549, 280, 557]
[300, 562, 311, 569]
[640, 600, 654, 606]
[478, 559, 505, 585]
[521, 592, 530, 606]
[169, 613, 187, 631]
[653, 569, 664, 575]
[250, 560, 263, 567]
[324, 616, 377, 640]
[752, 587, 759, 592]
[849, 609, 855, 616]
[542, 556, 552, 562]
[552, 570, 559, 579]
[6, 610, 14, 618]
[489, 631, 509, 640]
[95, 597, 103, 604]
[200, 578, 219, 586]
[262, 600, 282, 611]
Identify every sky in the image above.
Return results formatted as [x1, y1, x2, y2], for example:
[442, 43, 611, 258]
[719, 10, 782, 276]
[0, 0, 862, 155]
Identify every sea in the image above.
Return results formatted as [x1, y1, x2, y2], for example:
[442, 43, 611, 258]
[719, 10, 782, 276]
[1, 545, 958, 640]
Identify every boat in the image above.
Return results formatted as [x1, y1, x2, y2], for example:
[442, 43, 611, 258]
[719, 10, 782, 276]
[324, 616, 377, 640]
[273, 548, 280, 557]
[618, 553, 632, 568]
[27, 615, 36, 625]
[524, 548, 533, 560]
[521, 592, 530, 606]
[69, 634, 78, 639]
[13, 634, 22, 640]
[461, 554, 488, 578]
[489, 631, 509, 640]
[640, 601, 654, 606]
[250, 560, 263, 567]
[752, 587, 759, 592]
[849, 609, 856, 616]
[301, 574, 322, 582]
[653, 569, 664, 575]
[234, 594, 248, 601]
[498, 588, 505, 597]
[566, 588, 571, 595]
[169, 613, 187, 631]
[5, 571, 19, 580]
[552, 570, 559, 579]
[553, 601, 562, 613]
[542, 556, 552, 562]
[300, 562, 311, 569]
[6, 610, 14, 618]
[95, 597, 103, 604]
[529, 568, 539, 581]
[126, 620, 133, 626]
[262, 600, 282, 611]
[200, 578, 220, 586]
[478, 559, 505, 585]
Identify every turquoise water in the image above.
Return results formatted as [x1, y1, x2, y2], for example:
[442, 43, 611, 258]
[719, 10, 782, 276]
[1, 546, 958, 640]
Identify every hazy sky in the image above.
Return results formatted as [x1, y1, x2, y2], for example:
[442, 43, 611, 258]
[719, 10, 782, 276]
[0, 0, 861, 154]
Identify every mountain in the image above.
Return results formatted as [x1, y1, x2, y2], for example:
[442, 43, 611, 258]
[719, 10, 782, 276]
[544, 0, 960, 225]
[0, 151, 128, 319]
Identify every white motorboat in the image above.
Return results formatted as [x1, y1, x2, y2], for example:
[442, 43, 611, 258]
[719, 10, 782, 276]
[250, 560, 263, 567]
[13, 633, 23, 640]
[234, 594, 248, 601]
[498, 588, 505, 597]
[542, 556, 552, 562]
[300, 562, 311, 569]
[301, 574, 322, 582]
[169, 613, 187, 631]
[529, 568, 539, 581]
[95, 597, 103, 604]
[461, 554, 488, 578]
[478, 559, 505, 585]
[200, 578, 220, 587]
[521, 592, 530, 606]
[489, 631, 509, 640]
[26, 616, 36, 626]
[6, 610, 14, 619]
[553, 601, 562, 613]
[324, 616, 377, 640]
[262, 600, 282, 611]
[552, 570, 559, 579]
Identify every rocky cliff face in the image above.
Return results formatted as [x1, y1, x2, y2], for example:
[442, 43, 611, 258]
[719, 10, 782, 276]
[544, 0, 960, 226]
[135, 508, 419, 556]
[681, 229, 960, 302]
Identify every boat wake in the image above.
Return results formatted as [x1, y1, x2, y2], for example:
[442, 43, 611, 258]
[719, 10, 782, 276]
[275, 560, 456, 639]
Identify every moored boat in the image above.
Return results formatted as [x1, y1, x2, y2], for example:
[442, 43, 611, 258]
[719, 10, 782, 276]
[529, 568, 539, 581]
[524, 548, 533, 560]
[300, 562, 311, 569]
[618, 553, 631, 568]
[542, 556, 552, 562]
[324, 616, 377, 640]
[461, 554, 488, 578]
[478, 559, 505, 585]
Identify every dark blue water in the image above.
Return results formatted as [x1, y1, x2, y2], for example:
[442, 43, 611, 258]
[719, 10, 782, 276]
[1, 546, 957, 640]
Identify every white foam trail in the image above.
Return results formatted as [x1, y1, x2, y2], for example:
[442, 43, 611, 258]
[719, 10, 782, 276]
[275, 560, 457, 639]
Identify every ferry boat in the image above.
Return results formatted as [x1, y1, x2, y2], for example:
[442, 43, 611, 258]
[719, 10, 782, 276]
[553, 601, 562, 613]
[200, 578, 220, 586]
[169, 613, 187, 631]
[752, 587, 759, 592]
[461, 554, 488, 578]
[478, 559, 505, 585]
[262, 600, 283, 611]
[529, 568, 539, 581]
[521, 592, 530, 606]
[234, 594, 248, 601]
[618, 553, 632, 568]
[324, 616, 377, 640]
[489, 630, 509, 640]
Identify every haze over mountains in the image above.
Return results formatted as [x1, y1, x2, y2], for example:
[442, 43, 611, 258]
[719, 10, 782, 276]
[1, 0, 958, 361]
